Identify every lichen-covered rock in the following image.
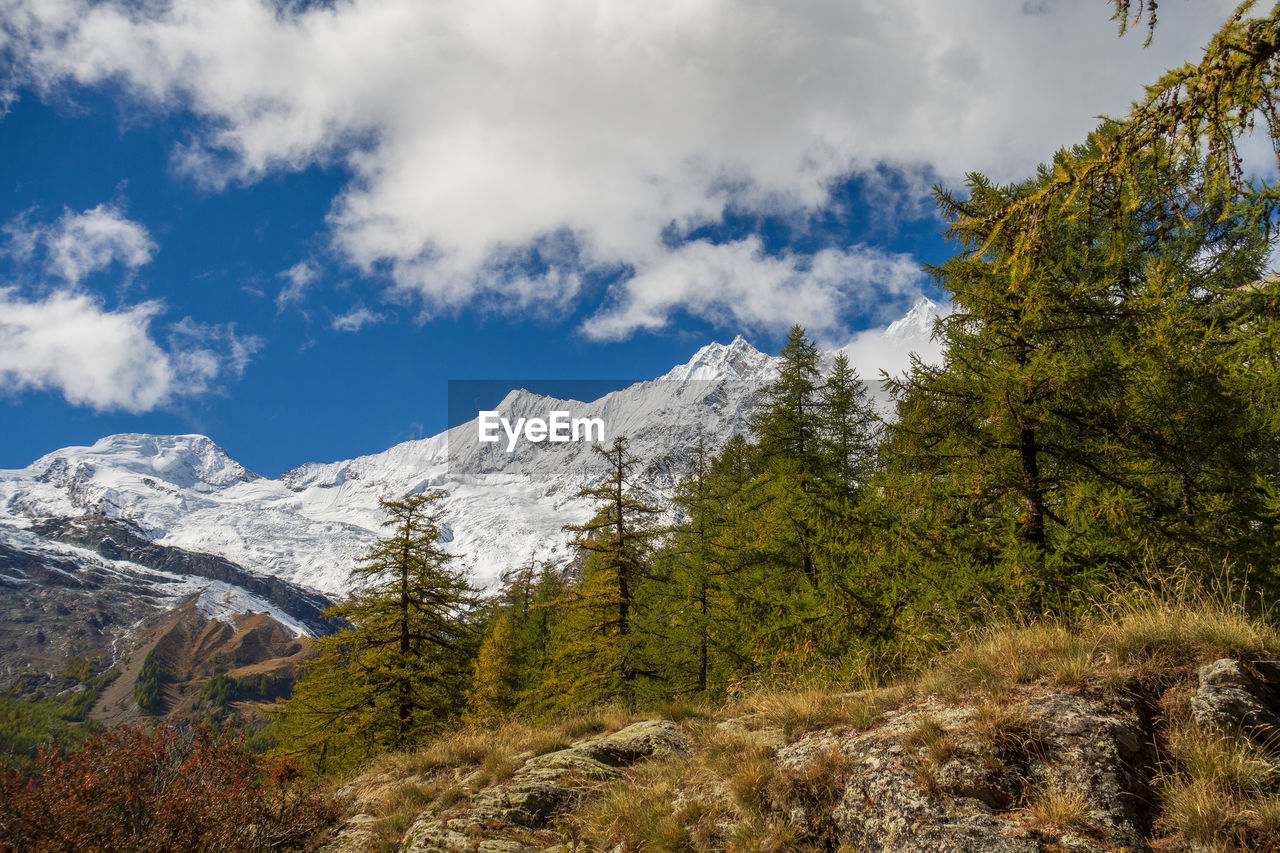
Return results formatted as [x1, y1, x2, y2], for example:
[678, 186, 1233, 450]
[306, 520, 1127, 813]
[771, 694, 1150, 853]
[400, 720, 690, 853]
[320, 813, 380, 853]
[1191, 658, 1280, 738]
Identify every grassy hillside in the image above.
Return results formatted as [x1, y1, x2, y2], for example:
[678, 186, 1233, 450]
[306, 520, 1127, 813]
[330, 591, 1280, 852]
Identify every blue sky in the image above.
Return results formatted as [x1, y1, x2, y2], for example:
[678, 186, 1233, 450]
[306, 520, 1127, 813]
[0, 0, 1238, 476]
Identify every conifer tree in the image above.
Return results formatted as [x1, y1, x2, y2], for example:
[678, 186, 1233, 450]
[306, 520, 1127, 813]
[464, 612, 515, 727]
[278, 491, 476, 770]
[750, 324, 824, 585]
[816, 352, 878, 499]
[541, 437, 660, 708]
[877, 125, 1277, 620]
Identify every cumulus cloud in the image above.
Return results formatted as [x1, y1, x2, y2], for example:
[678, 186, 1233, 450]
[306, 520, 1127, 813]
[0, 206, 262, 411]
[4, 204, 156, 284]
[0, 0, 1240, 336]
[582, 240, 924, 340]
[43, 205, 156, 284]
[0, 288, 259, 412]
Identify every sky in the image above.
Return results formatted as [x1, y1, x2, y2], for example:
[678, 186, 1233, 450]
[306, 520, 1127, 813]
[0, 0, 1244, 476]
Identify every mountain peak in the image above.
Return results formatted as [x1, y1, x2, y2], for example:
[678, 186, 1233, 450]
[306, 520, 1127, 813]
[32, 433, 258, 490]
[661, 335, 777, 382]
[884, 295, 942, 339]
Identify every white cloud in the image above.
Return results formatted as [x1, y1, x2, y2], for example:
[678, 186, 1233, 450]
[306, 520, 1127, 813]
[3, 205, 155, 284]
[0, 0, 1240, 336]
[0, 288, 258, 412]
[276, 260, 317, 311]
[0, 206, 261, 411]
[331, 305, 384, 333]
[837, 296, 952, 382]
[40, 205, 155, 284]
[582, 239, 923, 340]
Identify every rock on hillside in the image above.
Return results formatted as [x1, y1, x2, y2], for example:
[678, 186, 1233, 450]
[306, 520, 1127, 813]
[324, 643, 1280, 852]
[327, 721, 691, 853]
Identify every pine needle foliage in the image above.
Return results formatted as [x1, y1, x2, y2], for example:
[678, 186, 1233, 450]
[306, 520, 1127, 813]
[539, 437, 661, 709]
[278, 491, 477, 772]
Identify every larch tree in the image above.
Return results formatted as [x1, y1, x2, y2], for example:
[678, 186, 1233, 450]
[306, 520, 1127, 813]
[541, 437, 660, 708]
[277, 491, 476, 770]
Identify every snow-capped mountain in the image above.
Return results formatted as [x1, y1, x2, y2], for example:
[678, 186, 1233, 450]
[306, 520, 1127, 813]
[0, 300, 945, 603]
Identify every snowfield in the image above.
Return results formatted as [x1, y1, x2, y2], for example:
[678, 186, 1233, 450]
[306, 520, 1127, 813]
[0, 301, 941, 598]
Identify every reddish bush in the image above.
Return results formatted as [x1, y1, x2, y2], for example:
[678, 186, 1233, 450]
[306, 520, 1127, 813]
[0, 723, 339, 852]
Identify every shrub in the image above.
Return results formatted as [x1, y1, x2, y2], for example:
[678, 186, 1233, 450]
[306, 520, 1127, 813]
[0, 723, 339, 852]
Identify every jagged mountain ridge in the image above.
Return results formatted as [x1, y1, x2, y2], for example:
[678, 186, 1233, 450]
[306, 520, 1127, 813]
[0, 299, 943, 600]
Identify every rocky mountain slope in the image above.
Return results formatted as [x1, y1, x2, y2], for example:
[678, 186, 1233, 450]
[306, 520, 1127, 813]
[0, 512, 335, 727]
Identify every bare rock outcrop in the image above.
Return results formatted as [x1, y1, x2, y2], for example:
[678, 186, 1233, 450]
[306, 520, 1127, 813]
[772, 693, 1151, 853]
[1191, 657, 1280, 740]
[397, 720, 690, 853]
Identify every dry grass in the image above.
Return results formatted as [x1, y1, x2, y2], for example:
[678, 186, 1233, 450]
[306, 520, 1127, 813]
[527, 729, 571, 756]
[1097, 595, 1280, 672]
[905, 713, 956, 766]
[574, 759, 694, 852]
[736, 683, 904, 742]
[971, 702, 1048, 761]
[919, 623, 1093, 700]
[916, 591, 1280, 705]
[573, 721, 791, 852]
[1030, 784, 1091, 831]
[1157, 720, 1280, 848]
[766, 747, 854, 848]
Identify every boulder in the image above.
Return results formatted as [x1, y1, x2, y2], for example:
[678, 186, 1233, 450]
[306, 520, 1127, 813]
[769, 694, 1151, 853]
[1190, 658, 1280, 739]
[400, 720, 690, 853]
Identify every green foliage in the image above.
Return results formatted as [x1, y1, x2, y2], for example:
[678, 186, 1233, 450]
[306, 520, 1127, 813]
[464, 612, 517, 726]
[869, 124, 1279, 630]
[134, 654, 164, 716]
[538, 437, 662, 710]
[0, 667, 116, 775]
[277, 491, 478, 772]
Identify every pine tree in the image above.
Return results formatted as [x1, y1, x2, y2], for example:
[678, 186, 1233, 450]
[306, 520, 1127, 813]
[464, 612, 516, 727]
[816, 352, 878, 499]
[541, 437, 660, 708]
[750, 324, 824, 585]
[277, 491, 476, 770]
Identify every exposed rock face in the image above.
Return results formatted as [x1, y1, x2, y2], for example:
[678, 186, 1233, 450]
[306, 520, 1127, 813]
[1191, 657, 1280, 739]
[800, 694, 1150, 853]
[35, 514, 337, 635]
[330, 659, 1280, 852]
[391, 721, 689, 853]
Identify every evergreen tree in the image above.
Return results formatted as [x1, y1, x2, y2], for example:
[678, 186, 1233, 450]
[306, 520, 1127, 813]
[876, 126, 1278, 622]
[277, 491, 476, 770]
[816, 352, 878, 499]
